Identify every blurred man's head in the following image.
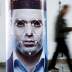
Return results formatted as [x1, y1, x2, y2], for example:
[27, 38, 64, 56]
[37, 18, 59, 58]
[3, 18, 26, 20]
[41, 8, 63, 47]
[60, 5, 69, 16]
[12, 0, 43, 56]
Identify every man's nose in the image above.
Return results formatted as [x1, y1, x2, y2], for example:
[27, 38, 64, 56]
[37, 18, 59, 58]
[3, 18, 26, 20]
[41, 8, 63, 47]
[25, 23, 33, 37]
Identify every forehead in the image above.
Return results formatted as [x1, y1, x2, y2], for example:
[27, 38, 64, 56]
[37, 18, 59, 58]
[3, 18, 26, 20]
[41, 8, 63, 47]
[13, 9, 42, 20]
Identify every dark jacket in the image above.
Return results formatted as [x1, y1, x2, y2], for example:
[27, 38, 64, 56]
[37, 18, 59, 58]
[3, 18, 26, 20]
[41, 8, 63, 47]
[7, 53, 48, 72]
[7, 53, 13, 72]
[55, 14, 71, 41]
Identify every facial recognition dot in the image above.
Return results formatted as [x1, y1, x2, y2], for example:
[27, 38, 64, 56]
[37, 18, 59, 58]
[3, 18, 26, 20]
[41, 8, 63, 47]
[29, 52, 31, 55]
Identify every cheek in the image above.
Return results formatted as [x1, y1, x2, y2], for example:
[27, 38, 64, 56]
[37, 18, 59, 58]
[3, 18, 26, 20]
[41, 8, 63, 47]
[15, 28, 25, 40]
[34, 27, 43, 40]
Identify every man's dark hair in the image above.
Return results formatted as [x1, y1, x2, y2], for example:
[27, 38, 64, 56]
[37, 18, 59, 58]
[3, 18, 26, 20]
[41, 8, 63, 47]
[11, 0, 41, 9]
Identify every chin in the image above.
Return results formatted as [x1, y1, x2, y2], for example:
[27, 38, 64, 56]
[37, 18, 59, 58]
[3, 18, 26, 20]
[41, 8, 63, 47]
[16, 41, 42, 56]
[22, 47, 37, 53]
[17, 46, 41, 56]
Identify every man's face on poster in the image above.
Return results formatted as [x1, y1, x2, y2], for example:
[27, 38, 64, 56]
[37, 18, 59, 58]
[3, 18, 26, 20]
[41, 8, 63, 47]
[13, 9, 43, 56]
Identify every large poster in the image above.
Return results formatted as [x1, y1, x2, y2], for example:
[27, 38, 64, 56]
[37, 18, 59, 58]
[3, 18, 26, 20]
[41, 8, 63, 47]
[7, 0, 48, 72]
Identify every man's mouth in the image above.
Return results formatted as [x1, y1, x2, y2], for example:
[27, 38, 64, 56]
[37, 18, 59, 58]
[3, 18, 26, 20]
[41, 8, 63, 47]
[23, 41, 35, 47]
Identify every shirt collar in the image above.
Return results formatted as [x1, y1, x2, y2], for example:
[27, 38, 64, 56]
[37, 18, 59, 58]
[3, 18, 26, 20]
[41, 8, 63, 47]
[13, 48, 45, 71]
[13, 48, 45, 62]
[38, 48, 45, 62]
[13, 50, 19, 62]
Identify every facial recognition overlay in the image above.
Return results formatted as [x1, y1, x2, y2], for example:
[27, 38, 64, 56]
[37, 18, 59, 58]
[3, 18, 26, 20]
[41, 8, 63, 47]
[7, 0, 48, 72]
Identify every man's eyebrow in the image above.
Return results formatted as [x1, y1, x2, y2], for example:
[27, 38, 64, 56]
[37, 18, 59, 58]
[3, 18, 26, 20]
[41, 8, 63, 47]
[31, 20, 42, 23]
[14, 19, 42, 24]
[15, 19, 27, 23]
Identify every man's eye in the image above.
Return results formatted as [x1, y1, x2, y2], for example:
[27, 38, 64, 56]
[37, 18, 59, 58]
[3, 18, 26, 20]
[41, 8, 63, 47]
[15, 21, 25, 27]
[31, 20, 42, 27]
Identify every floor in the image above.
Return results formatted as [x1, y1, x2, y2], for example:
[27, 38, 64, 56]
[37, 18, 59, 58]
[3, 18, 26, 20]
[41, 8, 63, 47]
[0, 63, 6, 72]
[48, 62, 71, 72]
[0, 67, 6, 72]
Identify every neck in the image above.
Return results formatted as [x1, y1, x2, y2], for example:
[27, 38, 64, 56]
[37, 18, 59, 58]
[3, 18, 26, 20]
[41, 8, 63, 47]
[16, 49, 42, 66]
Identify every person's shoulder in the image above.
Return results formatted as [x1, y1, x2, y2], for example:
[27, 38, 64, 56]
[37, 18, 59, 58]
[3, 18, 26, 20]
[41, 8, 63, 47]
[7, 52, 13, 63]
[7, 52, 13, 72]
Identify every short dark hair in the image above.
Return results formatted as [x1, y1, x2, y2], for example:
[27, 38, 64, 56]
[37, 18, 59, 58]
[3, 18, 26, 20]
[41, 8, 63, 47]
[59, 5, 69, 16]
[11, 0, 41, 9]
[62, 5, 69, 9]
